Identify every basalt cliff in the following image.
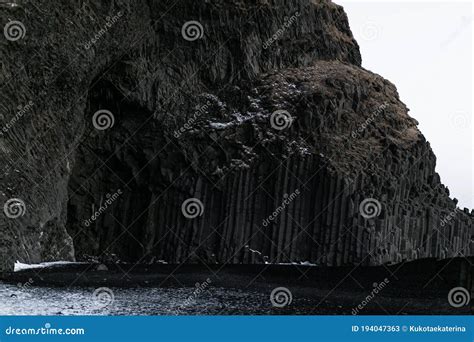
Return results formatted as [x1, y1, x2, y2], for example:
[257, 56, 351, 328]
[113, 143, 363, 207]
[0, 0, 472, 271]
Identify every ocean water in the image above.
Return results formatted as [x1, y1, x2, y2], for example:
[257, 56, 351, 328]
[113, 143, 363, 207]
[0, 282, 276, 315]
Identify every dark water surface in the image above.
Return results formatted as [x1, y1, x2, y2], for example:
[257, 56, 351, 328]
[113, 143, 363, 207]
[0, 282, 275, 315]
[1, 259, 470, 315]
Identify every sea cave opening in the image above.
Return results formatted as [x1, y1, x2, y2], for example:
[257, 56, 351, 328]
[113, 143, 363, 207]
[65, 79, 155, 262]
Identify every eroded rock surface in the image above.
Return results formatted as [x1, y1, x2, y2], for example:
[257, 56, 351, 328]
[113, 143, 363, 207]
[0, 0, 471, 271]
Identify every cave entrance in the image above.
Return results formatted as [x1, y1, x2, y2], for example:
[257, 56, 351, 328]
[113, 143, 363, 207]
[65, 79, 157, 262]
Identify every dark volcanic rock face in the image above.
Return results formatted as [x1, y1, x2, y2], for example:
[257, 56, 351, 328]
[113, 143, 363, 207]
[0, 0, 471, 270]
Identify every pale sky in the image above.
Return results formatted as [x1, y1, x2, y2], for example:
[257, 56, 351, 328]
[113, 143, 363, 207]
[338, 0, 473, 209]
